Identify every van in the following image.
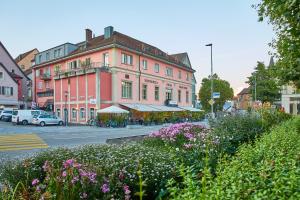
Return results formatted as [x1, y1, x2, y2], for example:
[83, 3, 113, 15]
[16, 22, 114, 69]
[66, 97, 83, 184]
[12, 110, 46, 125]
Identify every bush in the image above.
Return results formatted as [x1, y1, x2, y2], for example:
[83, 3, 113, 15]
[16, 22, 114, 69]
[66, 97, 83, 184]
[0, 144, 176, 200]
[167, 118, 300, 199]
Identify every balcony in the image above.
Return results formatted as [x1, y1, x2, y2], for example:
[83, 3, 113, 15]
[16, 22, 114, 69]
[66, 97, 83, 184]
[54, 62, 110, 79]
[40, 73, 51, 80]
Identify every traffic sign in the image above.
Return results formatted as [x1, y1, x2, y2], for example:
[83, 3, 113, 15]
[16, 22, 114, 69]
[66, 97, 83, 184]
[208, 99, 215, 105]
[213, 92, 220, 99]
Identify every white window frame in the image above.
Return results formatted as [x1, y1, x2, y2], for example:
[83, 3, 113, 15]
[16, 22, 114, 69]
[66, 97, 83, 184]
[154, 63, 160, 73]
[56, 108, 61, 117]
[121, 81, 132, 99]
[178, 90, 181, 102]
[72, 108, 77, 119]
[103, 53, 109, 66]
[121, 53, 133, 65]
[90, 108, 95, 119]
[80, 108, 86, 120]
[166, 67, 173, 77]
[186, 91, 189, 103]
[186, 73, 189, 81]
[155, 86, 159, 101]
[142, 60, 147, 70]
[178, 71, 182, 79]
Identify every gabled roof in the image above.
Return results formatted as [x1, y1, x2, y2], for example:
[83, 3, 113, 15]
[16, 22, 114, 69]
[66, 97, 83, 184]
[0, 41, 30, 80]
[237, 87, 251, 95]
[15, 48, 38, 63]
[34, 31, 195, 72]
[0, 62, 18, 84]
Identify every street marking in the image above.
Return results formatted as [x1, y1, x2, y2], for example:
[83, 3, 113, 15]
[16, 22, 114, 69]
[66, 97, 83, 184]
[0, 134, 48, 151]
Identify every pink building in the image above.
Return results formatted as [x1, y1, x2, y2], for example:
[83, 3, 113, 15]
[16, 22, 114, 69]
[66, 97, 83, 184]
[33, 26, 196, 123]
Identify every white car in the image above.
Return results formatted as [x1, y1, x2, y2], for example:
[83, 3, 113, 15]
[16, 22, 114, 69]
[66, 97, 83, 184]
[12, 110, 46, 125]
[0, 110, 13, 121]
[32, 114, 64, 126]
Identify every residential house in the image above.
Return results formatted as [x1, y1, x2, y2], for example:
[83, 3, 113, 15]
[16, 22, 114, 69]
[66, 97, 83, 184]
[237, 87, 251, 110]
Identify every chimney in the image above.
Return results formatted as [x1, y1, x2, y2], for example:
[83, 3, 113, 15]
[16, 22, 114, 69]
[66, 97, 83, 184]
[85, 29, 92, 42]
[104, 26, 114, 39]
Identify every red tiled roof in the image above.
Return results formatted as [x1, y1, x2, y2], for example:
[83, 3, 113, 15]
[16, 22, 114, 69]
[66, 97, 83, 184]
[15, 48, 38, 63]
[36, 31, 194, 71]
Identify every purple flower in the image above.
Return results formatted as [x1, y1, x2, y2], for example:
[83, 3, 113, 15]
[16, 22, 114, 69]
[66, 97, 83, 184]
[63, 159, 75, 168]
[32, 178, 39, 186]
[71, 176, 79, 184]
[87, 172, 97, 183]
[62, 171, 67, 177]
[42, 161, 50, 172]
[101, 183, 110, 193]
[183, 143, 193, 149]
[123, 185, 131, 195]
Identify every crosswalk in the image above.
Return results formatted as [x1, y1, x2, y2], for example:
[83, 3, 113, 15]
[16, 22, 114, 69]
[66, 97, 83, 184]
[0, 134, 48, 151]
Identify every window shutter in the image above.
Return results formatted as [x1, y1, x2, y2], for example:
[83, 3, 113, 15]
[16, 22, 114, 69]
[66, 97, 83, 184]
[2, 86, 4, 95]
[10, 87, 13, 96]
[0, 86, 2, 95]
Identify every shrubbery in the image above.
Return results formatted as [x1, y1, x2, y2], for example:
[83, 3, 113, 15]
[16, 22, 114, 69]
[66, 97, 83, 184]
[167, 118, 300, 199]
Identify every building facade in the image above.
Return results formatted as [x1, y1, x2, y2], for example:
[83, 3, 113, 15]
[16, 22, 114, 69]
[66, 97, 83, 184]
[33, 26, 196, 123]
[0, 42, 30, 108]
[281, 85, 300, 115]
[236, 87, 251, 110]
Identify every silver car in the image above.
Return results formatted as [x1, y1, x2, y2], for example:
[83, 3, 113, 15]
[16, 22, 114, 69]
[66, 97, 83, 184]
[32, 114, 64, 126]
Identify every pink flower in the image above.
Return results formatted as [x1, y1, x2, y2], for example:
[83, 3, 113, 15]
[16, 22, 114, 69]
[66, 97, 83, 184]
[63, 159, 75, 168]
[32, 178, 39, 186]
[101, 183, 110, 193]
[62, 171, 67, 177]
[80, 192, 88, 199]
[42, 161, 50, 172]
[123, 185, 131, 195]
[71, 176, 79, 184]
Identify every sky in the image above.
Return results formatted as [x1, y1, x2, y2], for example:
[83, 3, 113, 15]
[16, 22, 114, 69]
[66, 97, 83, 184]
[0, 0, 275, 95]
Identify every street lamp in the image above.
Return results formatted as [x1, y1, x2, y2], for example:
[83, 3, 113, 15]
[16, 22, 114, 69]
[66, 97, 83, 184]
[205, 43, 214, 117]
[22, 95, 25, 109]
[64, 91, 68, 127]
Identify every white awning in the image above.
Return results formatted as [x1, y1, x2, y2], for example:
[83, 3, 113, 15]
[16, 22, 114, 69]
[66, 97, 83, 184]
[179, 106, 203, 112]
[120, 103, 160, 112]
[97, 105, 129, 114]
[148, 105, 184, 112]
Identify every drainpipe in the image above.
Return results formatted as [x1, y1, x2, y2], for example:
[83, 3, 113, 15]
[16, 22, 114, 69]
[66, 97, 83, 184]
[138, 54, 141, 101]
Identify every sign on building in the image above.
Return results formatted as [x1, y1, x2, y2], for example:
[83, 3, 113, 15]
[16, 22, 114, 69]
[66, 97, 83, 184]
[213, 92, 220, 99]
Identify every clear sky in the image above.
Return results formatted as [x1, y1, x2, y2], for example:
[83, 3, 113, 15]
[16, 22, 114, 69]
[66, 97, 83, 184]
[0, 0, 274, 95]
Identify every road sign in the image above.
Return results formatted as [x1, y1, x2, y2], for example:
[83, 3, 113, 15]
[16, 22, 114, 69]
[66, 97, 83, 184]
[208, 99, 215, 105]
[213, 92, 220, 99]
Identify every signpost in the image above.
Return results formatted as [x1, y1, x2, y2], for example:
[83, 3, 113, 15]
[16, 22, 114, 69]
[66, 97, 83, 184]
[213, 92, 220, 99]
[208, 99, 215, 105]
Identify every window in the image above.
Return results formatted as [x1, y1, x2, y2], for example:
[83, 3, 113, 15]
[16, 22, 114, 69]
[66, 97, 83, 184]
[45, 67, 51, 76]
[72, 108, 77, 119]
[178, 71, 182, 79]
[46, 52, 50, 61]
[121, 53, 133, 65]
[155, 86, 159, 101]
[90, 108, 95, 119]
[45, 81, 50, 89]
[178, 90, 181, 102]
[38, 81, 43, 89]
[103, 53, 109, 66]
[0, 72, 3, 80]
[121, 81, 132, 99]
[54, 49, 61, 58]
[39, 55, 42, 63]
[142, 60, 147, 70]
[54, 65, 61, 73]
[2, 87, 13, 96]
[186, 73, 189, 81]
[56, 109, 61, 117]
[166, 89, 172, 100]
[68, 60, 78, 69]
[166, 67, 173, 76]
[186, 91, 189, 103]
[57, 49, 61, 57]
[80, 108, 85, 119]
[35, 69, 40, 77]
[154, 63, 160, 73]
[142, 84, 147, 100]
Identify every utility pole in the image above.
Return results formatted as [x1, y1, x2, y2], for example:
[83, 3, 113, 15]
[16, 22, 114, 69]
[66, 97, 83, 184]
[206, 43, 214, 117]
[254, 75, 257, 102]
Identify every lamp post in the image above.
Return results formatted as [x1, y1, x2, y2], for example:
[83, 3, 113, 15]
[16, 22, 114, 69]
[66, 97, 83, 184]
[64, 91, 68, 127]
[205, 43, 214, 117]
[22, 95, 25, 109]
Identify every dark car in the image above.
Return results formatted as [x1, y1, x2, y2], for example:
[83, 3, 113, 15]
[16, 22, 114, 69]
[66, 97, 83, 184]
[2, 114, 12, 122]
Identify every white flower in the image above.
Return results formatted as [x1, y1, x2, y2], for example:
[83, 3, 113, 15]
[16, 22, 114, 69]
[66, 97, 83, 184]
[175, 148, 179, 152]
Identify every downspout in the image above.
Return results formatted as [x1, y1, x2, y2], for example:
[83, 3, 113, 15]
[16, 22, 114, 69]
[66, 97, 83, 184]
[138, 54, 141, 101]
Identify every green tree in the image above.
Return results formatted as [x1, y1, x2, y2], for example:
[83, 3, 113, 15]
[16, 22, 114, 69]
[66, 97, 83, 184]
[247, 62, 280, 103]
[198, 74, 234, 112]
[254, 0, 300, 88]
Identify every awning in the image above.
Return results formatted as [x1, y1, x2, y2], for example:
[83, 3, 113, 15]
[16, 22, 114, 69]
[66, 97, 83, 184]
[148, 105, 184, 112]
[120, 103, 160, 112]
[97, 105, 129, 114]
[179, 106, 203, 112]
[121, 103, 184, 112]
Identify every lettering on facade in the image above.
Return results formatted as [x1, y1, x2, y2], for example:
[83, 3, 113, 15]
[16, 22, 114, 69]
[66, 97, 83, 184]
[166, 83, 173, 87]
[144, 79, 158, 84]
[179, 85, 188, 90]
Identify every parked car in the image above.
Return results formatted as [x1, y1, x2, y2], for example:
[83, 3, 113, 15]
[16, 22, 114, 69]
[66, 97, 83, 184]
[12, 110, 46, 125]
[32, 114, 64, 126]
[0, 110, 13, 121]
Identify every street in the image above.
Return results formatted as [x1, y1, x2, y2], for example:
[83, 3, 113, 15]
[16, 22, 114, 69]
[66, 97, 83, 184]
[0, 121, 208, 160]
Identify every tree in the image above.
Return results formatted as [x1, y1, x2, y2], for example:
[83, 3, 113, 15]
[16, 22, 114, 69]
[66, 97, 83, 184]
[247, 62, 281, 103]
[198, 74, 234, 112]
[254, 0, 300, 88]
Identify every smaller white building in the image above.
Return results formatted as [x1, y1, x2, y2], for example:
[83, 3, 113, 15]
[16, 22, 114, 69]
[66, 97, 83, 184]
[281, 85, 300, 115]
